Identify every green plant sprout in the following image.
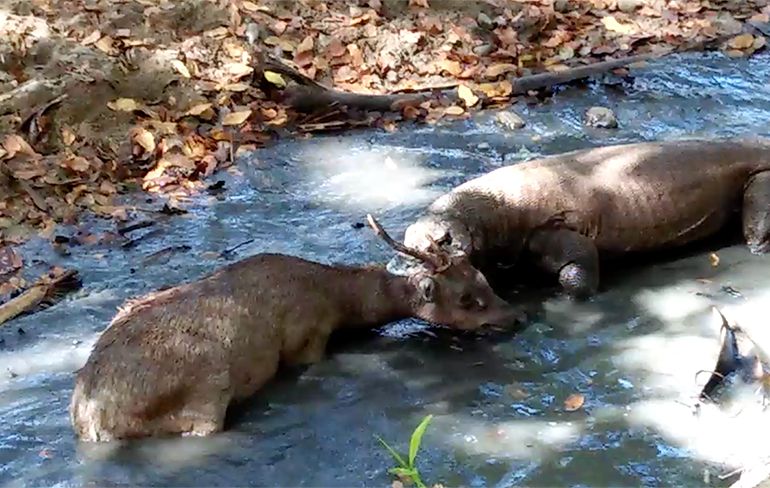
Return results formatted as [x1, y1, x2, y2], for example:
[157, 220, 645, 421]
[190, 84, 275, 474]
[375, 414, 434, 488]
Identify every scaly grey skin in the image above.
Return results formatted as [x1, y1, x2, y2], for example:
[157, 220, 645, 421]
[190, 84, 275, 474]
[401, 137, 770, 298]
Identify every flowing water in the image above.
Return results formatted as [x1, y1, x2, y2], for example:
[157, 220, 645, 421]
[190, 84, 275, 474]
[3, 51, 770, 487]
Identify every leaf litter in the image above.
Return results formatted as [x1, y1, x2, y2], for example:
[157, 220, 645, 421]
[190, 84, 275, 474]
[0, 0, 768, 289]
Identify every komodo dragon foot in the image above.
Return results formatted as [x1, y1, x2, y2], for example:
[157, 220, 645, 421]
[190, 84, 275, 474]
[527, 227, 600, 299]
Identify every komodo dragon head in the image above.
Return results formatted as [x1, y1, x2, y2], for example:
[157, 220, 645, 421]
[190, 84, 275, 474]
[387, 213, 474, 275]
[404, 213, 473, 256]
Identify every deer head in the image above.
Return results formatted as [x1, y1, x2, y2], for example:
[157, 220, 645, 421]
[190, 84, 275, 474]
[367, 214, 522, 331]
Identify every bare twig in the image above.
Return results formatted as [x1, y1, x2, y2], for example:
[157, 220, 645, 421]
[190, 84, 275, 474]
[221, 238, 254, 259]
[366, 214, 449, 271]
[117, 220, 155, 235]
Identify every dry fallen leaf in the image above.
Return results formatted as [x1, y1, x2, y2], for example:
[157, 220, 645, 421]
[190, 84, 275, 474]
[222, 110, 252, 126]
[170, 59, 191, 78]
[204, 26, 229, 39]
[60, 127, 76, 146]
[185, 103, 214, 116]
[709, 253, 720, 267]
[131, 127, 156, 154]
[94, 35, 116, 54]
[601, 15, 637, 35]
[409, 0, 429, 7]
[264, 36, 295, 52]
[3, 134, 38, 158]
[240, 0, 261, 12]
[271, 20, 288, 35]
[564, 393, 585, 411]
[225, 62, 254, 78]
[264, 70, 287, 88]
[61, 156, 90, 172]
[444, 105, 465, 116]
[0, 246, 23, 276]
[485, 63, 517, 79]
[81, 30, 101, 46]
[223, 82, 250, 92]
[107, 98, 140, 112]
[727, 33, 755, 50]
[99, 180, 117, 195]
[457, 85, 479, 108]
[477, 80, 513, 98]
[326, 38, 346, 58]
[297, 35, 314, 54]
[437, 59, 462, 76]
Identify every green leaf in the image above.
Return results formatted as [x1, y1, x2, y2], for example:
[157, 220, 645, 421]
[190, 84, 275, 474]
[263, 70, 286, 88]
[375, 435, 407, 467]
[409, 415, 433, 467]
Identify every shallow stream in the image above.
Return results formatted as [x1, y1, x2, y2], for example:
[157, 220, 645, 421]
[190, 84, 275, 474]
[3, 51, 770, 487]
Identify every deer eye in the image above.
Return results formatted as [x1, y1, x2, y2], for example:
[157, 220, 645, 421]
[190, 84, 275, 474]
[459, 293, 474, 309]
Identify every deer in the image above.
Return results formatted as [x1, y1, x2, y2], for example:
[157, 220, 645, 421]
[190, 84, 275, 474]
[70, 214, 523, 442]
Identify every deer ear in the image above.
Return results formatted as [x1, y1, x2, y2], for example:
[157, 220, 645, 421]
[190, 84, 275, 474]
[417, 277, 436, 303]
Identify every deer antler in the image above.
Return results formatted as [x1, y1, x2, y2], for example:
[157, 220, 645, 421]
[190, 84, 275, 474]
[366, 214, 450, 272]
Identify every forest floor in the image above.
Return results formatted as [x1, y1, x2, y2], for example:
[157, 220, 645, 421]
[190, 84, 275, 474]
[0, 0, 769, 281]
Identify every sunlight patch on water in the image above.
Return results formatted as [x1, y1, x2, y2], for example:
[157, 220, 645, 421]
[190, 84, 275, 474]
[616, 276, 770, 473]
[434, 414, 582, 460]
[0, 338, 96, 389]
[289, 139, 453, 210]
[629, 390, 770, 473]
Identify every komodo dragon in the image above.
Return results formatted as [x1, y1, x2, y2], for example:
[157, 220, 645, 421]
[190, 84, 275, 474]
[399, 137, 770, 298]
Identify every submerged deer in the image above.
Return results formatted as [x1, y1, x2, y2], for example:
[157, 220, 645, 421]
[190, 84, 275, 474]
[70, 215, 522, 442]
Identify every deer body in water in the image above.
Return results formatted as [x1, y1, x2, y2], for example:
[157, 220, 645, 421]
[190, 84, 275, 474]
[70, 216, 522, 442]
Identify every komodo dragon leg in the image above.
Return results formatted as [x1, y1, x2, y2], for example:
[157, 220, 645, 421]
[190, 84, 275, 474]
[527, 228, 600, 299]
[743, 171, 770, 254]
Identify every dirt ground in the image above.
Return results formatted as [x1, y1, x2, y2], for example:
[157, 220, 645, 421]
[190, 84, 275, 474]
[0, 0, 769, 249]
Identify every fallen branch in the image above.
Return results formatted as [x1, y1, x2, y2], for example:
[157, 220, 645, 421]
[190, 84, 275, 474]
[508, 52, 658, 95]
[0, 267, 81, 327]
[257, 51, 667, 115]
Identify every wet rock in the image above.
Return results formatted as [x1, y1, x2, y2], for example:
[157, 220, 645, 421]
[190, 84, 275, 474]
[617, 0, 641, 13]
[206, 180, 226, 195]
[495, 111, 526, 130]
[584, 106, 618, 129]
[476, 13, 494, 29]
[245, 22, 261, 45]
[553, 0, 570, 12]
[473, 43, 494, 56]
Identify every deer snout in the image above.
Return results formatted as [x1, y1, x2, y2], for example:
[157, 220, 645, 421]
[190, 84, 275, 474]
[479, 299, 527, 329]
